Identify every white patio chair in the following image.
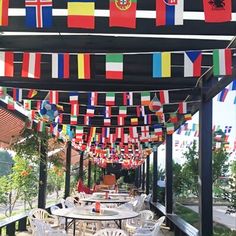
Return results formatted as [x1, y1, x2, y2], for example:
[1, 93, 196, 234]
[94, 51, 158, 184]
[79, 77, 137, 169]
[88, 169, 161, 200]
[28, 208, 59, 235]
[125, 210, 154, 234]
[94, 228, 128, 236]
[50, 205, 65, 228]
[133, 216, 165, 236]
[31, 218, 66, 236]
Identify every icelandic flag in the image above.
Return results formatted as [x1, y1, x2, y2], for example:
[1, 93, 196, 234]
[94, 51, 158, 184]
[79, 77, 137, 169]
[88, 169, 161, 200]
[52, 53, 70, 79]
[25, 0, 52, 28]
[184, 51, 202, 77]
[156, 0, 184, 26]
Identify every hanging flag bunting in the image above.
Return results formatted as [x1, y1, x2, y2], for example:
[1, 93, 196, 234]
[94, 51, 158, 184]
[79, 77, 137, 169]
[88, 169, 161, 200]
[25, 0, 53, 28]
[141, 92, 150, 106]
[77, 53, 91, 79]
[104, 106, 112, 118]
[76, 126, 83, 140]
[117, 116, 125, 126]
[0, 52, 14, 77]
[127, 92, 133, 106]
[217, 88, 229, 102]
[67, 0, 95, 29]
[24, 100, 31, 110]
[153, 52, 171, 78]
[37, 121, 46, 132]
[109, 0, 137, 28]
[130, 117, 138, 125]
[184, 51, 202, 77]
[27, 89, 38, 98]
[119, 106, 127, 116]
[106, 54, 123, 80]
[224, 126, 232, 134]
[90, 92, 98, 106]
[71, 103, 79, 116]
[213, 49, 232, 76]
[140, 106, 146, 116]
[13, 88, 22, 102]
[49, 91, 59, 104]
[184, 113, 192, 121]
[0, 0, 9, 26]
[149, 94, 161, 112]
[69, 93, 79, 104]
[159, 90, 169, 104]
[141, 126, 149, 136]
[7, 96, 14, 110]
[104, 118, 111, 126]
[228, 81, 236, 90]
[129, 127, 138, 138]
[178, 102, 187, 114]
[84, 115, 90, 125]
[203, 0, 232, 22]
[166, 123, 175, 135]
[154, 125, 163, 136]
[106, 92, 115, 106]
[52, 53, 70, 79]
[70, 115, 77, 125]
[0, 87, 7, 98]
[234, 96, 236, 105]
[170, 113, 178, 123]
[117, 127, 124, 139]
[22, 52, 41, 79]
[156, 0, 184, 26]
[86, 107, 95, 117]
[136, 106, 141, 117]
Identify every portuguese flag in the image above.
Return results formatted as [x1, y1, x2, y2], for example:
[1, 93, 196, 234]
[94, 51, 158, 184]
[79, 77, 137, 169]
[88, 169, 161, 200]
[109, 0, 137, 28]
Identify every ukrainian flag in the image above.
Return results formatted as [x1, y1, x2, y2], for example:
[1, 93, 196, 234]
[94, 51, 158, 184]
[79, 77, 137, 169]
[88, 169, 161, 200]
[153, 52, 171, 78]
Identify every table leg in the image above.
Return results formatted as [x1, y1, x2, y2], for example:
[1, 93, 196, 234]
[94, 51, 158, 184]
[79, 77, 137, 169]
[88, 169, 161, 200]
[65, 218, 68, 232]
[73, 220, 76, 236]
[114, 220, 122, 229]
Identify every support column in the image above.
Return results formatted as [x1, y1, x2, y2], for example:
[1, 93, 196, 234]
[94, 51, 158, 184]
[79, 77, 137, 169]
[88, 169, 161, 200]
[165, 134, 173, 214]
[87, 159, 92, 189]
[135, 167, 139, 188]
[64, 141, 71, 199]
[94, 163, 97, 184]
[142, 162, 145, 191]
[38, 138, 47, 209]
[79, 151, 84, 181]
[146, 156, 150, 195]
[139, 165, 142, 188]
[152, 146, 158, 202]
[199, 81, 213, 236]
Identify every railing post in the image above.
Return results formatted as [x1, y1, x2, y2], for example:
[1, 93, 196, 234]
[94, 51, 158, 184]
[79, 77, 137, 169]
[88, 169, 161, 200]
[94, 163, 97, 184]
[166, 134, 173, 214]
[135, 167, 139, 188]
[18, 217, 27, 231]
[64, 141, 72, 199]
[142, 162, 145, 191]
[199, 80, 213, 236]
[152, 146, 158, 202]
[6, 222, 15, 236]
[38, 138, 47, 209]
[146, 155, 150, 195]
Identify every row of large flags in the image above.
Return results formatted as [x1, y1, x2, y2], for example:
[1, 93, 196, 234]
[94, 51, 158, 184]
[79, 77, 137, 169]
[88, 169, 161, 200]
[0, 0, 233, 28]
[217, 81, 236, 104]
[0, 49, 233, 79]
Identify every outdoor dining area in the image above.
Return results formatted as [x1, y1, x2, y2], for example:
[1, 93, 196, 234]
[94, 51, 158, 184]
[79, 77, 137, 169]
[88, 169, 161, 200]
[0, 0, 236, 236]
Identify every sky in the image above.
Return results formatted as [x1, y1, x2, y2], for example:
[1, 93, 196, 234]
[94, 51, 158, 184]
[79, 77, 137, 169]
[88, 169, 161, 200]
[157, 85, 236, 169]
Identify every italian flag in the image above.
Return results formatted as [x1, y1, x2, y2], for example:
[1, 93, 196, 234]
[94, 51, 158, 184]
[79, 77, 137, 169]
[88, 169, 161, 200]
[141, 92, 150, 106]
[37, 121, 46, 133]
[166, 123, 175, 135]
[106, 92, 115, 106]
[106, 54, 123, 80]
[70, 115, 77, 125]
[119, 106, 127, 116]
[213, 49, 232, 76]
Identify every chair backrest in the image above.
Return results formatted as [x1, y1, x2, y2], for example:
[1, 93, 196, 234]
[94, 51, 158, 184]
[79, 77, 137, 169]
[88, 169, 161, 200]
[29, 208, 50, 220]
[64, 199, 75, 208]
[152, 216, 165, 236]
[140, 210, 154, 221]
[94, 228, 128, 236]
[50, 205, 60, 214]
[60, 199, 66, 209]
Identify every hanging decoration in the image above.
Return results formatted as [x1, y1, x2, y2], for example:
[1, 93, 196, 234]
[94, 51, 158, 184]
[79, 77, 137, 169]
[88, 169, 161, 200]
[148, 93, 161, 112]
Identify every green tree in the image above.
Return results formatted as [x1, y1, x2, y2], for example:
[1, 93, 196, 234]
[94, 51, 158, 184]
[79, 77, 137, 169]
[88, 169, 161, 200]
[0, 151, 13, 176]
[173, 162, 185, 197]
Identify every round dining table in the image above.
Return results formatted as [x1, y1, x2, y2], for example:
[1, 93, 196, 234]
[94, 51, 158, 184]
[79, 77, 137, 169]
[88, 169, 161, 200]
[52, 207, 139, 236]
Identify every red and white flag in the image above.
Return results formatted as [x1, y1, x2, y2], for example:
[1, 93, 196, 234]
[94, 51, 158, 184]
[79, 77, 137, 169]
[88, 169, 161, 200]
[203, 0, 232, 22]
[22, 52, 41, 79]
[159, 90, 169, 104]
[71, 103, 79, 116]
[0, 52, 14, 77]
[49, 91, 59, 104]
[104, 118, 111, 126]
[178, 102, 187, 114]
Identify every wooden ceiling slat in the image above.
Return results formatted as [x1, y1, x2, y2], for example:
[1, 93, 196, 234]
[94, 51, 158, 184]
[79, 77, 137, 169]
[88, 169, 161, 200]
[3, 17, 236, 36]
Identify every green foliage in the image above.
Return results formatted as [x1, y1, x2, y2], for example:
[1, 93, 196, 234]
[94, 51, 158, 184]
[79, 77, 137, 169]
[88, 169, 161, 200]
[173, 162, 185, 197]
[0, 151, 13, 176]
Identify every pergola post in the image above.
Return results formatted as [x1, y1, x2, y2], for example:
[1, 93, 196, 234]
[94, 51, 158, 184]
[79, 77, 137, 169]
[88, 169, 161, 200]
[38, 138, 47, 209]
[199, 80, 213, 236]
[64, 141, 71, 199]
[142, 162, 145, 191]
[146, 155, 150, 195]
[87, 159, 92, 189]
[79, 151, 84, 181]
[139, 165, 142, 188]
[165, 134, 173, 214]
[152, 146, 158, 202]
[94, 163, 97, 184]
